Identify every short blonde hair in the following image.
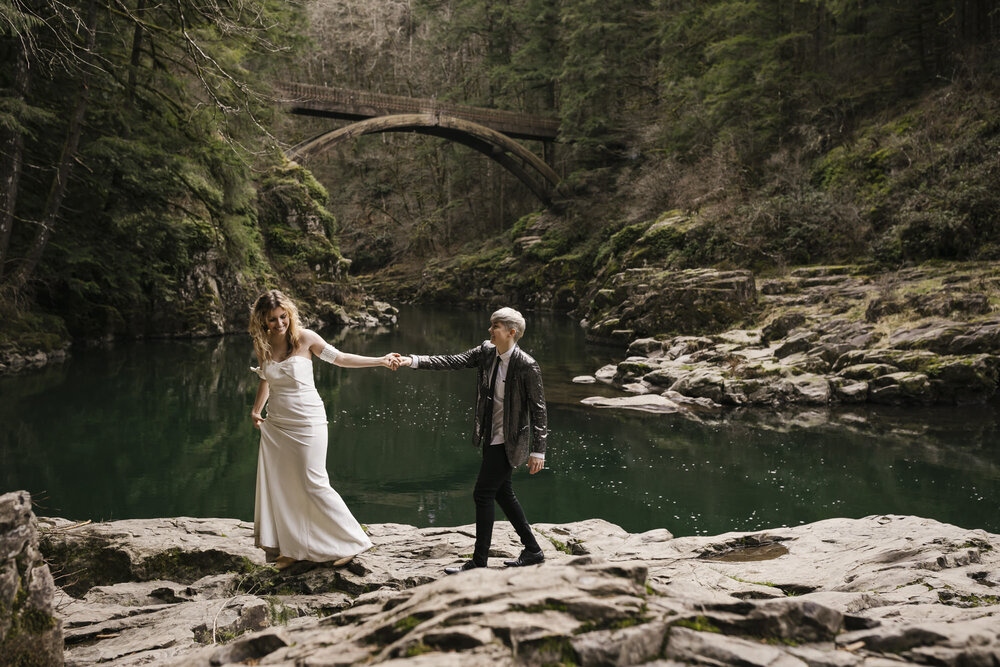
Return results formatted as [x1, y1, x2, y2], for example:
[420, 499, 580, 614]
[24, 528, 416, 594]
[491, 307, 526, 341]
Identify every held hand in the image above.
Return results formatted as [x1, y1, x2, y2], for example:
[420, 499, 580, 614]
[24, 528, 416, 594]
[395, 355, 412, 367]
[379, 353, 400, 370]
[251, 412, 264, 430]
[528, 457, 544, 475]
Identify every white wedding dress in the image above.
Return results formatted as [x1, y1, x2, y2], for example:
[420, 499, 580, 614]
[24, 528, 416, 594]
[251, 351, 372, 562]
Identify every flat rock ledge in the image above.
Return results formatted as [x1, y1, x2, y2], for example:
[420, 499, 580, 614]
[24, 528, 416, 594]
[34, 513, 1000, 666]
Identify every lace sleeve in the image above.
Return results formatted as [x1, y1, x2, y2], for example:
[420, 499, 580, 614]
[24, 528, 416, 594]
[250, 366, 266, 380]
[319, 343, 340, 364]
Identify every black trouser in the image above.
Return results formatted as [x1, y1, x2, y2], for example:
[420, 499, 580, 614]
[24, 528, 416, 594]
[472, 443, 540, 565]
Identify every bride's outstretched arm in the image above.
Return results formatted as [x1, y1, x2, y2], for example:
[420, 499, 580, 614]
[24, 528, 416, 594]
[304, 329, 400, 369]
[332, 350, 399, 369]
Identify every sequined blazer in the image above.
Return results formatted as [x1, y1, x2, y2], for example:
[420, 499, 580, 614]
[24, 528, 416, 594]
[411, 341, 548, 467]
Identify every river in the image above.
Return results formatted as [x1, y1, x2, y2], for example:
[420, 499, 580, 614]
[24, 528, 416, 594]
[2, 306, 998, 536]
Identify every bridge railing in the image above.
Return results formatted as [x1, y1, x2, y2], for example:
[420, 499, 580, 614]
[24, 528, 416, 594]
[277, 82, 560, 141]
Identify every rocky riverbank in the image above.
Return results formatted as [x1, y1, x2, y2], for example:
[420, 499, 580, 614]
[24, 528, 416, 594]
[576, 262, 1000, 415]
[0, 299, 399, 377]
[10, 494, 995, 665]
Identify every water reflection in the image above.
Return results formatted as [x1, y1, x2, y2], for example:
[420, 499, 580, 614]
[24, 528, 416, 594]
[1, 306, 998, 536]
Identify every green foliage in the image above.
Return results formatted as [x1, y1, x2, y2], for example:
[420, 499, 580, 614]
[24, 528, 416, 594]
[0, 303, 68, 352]
[0, 0, 313, 340]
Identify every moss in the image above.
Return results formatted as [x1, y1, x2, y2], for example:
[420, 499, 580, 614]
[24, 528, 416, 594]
[405, 641, 433, 657]
[15, 608, 56, 635]
[0, 601, 59, 667]
[528, 637, 579, 666]
[265, 596, 295, 625]
[512, 602, 569, 614]
[958, 538, 994, 552]
[574, 615, 648, 635]
[139, 547, 257, 584]
[764, 636, 801, 647]
[394, 615, 425, 633]
[728, 574, 782, 589]
[895, 577, 934, 590]
[366, 612, 433, 647]
[193, 624, 248, 644]
[672, 616, 721, 633]
[538, 531, 573, 555]
[938, 592, 1000, 607]
[509, 212, 543, 238]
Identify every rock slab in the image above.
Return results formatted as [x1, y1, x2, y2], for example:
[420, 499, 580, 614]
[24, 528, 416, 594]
[35, 513, 1000, 666]
[1, 490, 63, 666]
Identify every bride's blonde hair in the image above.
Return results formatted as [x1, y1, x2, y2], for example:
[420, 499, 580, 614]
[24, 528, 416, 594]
[249, 290, 302, 365]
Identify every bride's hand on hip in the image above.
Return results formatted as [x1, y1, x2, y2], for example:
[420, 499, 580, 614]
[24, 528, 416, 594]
[251, 412, 264, 429]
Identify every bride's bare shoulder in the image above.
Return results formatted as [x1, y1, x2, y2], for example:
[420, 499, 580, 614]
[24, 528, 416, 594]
[298, 329, 324, 347]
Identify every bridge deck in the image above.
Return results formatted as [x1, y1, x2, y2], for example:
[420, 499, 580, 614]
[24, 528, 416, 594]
[277, 82, 559, 142]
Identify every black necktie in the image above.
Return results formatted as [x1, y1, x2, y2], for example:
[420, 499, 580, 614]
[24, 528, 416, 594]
[481, 356, 500, 445]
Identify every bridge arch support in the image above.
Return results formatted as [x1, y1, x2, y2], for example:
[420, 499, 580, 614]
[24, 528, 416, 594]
[288, 113, 560, 205]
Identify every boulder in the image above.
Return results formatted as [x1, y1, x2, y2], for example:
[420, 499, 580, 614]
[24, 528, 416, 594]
[0, 491, 63, 666]
[830, 378, 869, 403]
[644, 368, 683, 387]
[778, 351, 831, 374]
[580, 394, 683, 413]
[774, 331, 820, 359]
[889, 320, 968, 353]
[669, 368, 727, 403]
[595, 364, 618, 384]
[948, 316, 1000, 354]
[615, 359, 657, 383]
[869, 372, 932, 404]
[837, 363, 899, 381]
[588, 268, 757, 338]
[909, 291, 991, 318]
[664, 336, 716, 359]
[818, 320, 879, 348]
[927, 354, 1000, 403]
[777, 374, 831, 405]
[865, 297, 905, 322]
[762, 312, 807, 342]
[627, 337, 663, 356]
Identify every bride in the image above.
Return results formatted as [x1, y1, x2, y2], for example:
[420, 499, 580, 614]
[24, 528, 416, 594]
[248, 290, 397, 569]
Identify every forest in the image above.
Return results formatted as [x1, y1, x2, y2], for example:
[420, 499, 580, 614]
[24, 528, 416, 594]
[1, 0, 998, 353]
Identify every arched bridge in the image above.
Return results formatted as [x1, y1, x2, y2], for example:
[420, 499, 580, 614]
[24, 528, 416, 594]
[277, 82, 561, 204]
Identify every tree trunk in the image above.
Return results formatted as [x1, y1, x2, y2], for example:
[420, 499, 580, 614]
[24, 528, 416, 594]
[6, 0, 98, 291]
[0, 36, 30, 280]
[127, 0, 146, 103]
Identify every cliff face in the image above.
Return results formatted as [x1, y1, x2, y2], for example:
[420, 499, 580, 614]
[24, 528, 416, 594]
[0, 162, 399, 376]
[36, 512, 1000, 666]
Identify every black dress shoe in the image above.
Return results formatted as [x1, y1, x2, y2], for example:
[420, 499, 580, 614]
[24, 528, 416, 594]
[444, 560, 484, 575]
[503, 548, 545, 567]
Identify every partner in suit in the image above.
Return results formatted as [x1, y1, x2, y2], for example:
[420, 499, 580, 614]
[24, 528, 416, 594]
[396, 307, 548, 573]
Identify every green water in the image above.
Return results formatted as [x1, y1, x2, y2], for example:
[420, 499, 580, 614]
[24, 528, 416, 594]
[2, 306, 999, 536]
